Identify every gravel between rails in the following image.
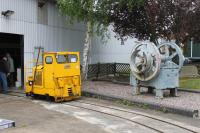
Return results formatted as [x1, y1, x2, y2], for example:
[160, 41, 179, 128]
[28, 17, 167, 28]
[83, 81, 200, 118]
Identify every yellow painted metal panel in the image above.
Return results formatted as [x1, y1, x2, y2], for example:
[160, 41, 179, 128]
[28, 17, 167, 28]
[25, 51, 81, 102]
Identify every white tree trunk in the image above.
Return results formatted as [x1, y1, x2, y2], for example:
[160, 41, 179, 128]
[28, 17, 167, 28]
[82, 21, 92, 80]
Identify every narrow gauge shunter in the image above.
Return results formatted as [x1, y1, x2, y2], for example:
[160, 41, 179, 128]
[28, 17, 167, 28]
[25, 51, 81, 102]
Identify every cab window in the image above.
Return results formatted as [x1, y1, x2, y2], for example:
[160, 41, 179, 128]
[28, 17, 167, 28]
[56, 54, 78, 63]
[45, 56, 53, 64]
[68, 54, 78, 63]
[57, 55, 67, 63]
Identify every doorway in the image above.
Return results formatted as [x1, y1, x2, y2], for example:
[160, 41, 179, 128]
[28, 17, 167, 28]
[0, 33, 24, 89]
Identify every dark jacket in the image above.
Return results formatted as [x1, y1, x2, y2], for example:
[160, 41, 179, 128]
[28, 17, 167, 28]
[0, 59, 9, 74]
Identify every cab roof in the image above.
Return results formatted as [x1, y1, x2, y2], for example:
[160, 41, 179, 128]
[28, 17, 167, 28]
[43, 51, 79, 55]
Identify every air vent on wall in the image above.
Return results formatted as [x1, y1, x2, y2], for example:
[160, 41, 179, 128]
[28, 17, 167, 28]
[1, 10, 15, 17]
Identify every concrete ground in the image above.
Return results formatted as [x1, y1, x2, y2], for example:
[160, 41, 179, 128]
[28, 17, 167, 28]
[0, 95, 106, 133]
[0, 94, 200, 133]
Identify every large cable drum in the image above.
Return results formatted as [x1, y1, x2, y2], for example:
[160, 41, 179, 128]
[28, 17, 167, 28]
[130, 43, 161, 81]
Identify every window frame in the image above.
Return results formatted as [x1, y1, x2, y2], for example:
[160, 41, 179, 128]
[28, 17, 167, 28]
[68, 54, 78, 63]
[45, 56, 53, 64]
[56, 54, 78, 64]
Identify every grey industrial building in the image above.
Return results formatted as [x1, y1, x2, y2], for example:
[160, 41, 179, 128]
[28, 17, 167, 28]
[0, 0, 86, 86]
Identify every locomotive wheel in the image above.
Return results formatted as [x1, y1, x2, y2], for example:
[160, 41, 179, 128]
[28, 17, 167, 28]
[45, 94, 51, 101]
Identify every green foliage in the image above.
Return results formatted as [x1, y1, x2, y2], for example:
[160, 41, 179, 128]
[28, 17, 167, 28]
[158, 107, 168, 113]
[57, 0, 144, 39]
[57, 0, 107, 37]
[104, 0, 200, 45]
[57, 0, 93, 24]
[57, 0, 200, 46]
[142, 103, 150, 109]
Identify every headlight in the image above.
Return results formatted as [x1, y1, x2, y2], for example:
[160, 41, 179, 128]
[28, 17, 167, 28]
[29, 81, 33, 86]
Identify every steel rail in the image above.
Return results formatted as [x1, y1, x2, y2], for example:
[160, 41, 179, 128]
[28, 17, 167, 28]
[1, 93, 197, 133]
[63, 102, 164, 133]
[70, 100, 198, 133]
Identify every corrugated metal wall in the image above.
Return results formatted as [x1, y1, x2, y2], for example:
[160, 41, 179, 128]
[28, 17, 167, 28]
[0, 0, 86, 81]
[91, 27, 139, 64]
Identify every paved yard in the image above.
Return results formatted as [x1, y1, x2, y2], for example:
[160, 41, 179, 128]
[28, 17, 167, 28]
[0, 94, 200, 133]
[0, 95, 106, 133]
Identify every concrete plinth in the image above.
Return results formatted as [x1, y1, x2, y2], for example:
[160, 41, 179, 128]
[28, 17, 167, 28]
[155, 89, 164, 98]
[148, 87, 154, 94]
[170, 88, 178, 97]
[132, 86, 141, 95]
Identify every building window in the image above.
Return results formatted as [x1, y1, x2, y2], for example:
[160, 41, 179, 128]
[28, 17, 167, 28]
[184, 41, 200, 58]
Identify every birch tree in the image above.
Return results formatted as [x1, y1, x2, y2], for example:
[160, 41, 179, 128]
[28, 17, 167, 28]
[57, 0, 108, 80]
[57, 0, 145, 80]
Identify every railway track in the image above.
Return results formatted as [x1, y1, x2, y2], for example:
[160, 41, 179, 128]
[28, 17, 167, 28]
[1, 93, 200, 133]
[64, 100, 200, 133]
[2, 91, 26, 98]
[64, 102, 162, 133]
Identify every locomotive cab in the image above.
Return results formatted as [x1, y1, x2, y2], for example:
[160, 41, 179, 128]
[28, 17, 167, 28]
[25, 52, 81, 102]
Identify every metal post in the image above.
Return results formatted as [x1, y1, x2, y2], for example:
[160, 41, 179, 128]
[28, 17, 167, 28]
[114, 63, 116, 77]
[31, 46, 42, 93]
[96, 63, 100, 80]
[191, 37, 194, 58]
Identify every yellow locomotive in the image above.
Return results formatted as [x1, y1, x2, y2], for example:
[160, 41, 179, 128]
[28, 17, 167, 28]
[25, 51, 81, 102]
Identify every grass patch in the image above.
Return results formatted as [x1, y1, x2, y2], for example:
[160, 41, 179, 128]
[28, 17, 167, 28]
[180, 77, 200, 90]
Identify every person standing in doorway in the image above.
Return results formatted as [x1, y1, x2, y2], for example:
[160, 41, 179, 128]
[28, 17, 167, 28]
[6, 53, 15, 87]
[0, 56, 9, 93]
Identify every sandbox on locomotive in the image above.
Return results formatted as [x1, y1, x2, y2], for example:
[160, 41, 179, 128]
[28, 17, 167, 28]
[25, 51, 81, 102]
